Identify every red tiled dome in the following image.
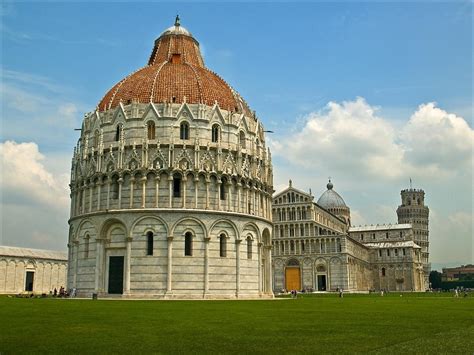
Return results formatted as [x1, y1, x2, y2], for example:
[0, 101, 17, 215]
[98, 20, 251, 115]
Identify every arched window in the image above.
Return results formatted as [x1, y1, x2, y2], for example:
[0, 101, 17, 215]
[211, 124, 220, 143]
[239, 131, 246, 149]
[381, 267, 386, 277]
[220, 178, 226, 200]
[173, 174, 181, 198]
[94, 130, 100, 148]
[219, 233, 227, 257]
[184, 232, 193, 256]
[115, 124, 121, 141]
[246, 236, 252, 259]
[147, 121, 155, 140]
[180, 122, 189, 140]
[146, 231, 154, 256]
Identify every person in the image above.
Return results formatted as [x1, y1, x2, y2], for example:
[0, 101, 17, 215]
[71, 287, 77, 298]
[53, 288, 57, 297]
[454, 289, 459, 297]
[339, 288, 344, 298]
[380, 290, 384, 297]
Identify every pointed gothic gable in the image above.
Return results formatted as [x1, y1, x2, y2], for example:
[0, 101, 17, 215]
[148, 146, 168, 169]
[199, 149, 216, 172]
[237, 114, 251, 134]
[142, 103, 161, 121]
[111, 103, 128, 125]
[222, 151, 237, 175]
[103, 150, 117, 173]
[176, 103, 195, 121]
[125, 146, 142, 170]
[174, 147, 194, 170]
[209, 104, 226, 125]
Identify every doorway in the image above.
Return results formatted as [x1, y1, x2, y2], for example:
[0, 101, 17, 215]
[108, 256, 124, 294]
[317, 275, 327, 291]
[25, 271, 34, 292]
[285, 267, 301, 291]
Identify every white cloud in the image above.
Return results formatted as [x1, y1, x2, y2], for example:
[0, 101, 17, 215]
[0, 141, 69, 209]
[271, 97, 473, 182]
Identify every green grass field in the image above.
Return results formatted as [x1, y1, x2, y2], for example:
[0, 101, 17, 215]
[1, 293, 472, 354]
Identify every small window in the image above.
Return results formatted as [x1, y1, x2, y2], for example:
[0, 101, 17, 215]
[212, 124, 220, 143]
[372, 233, 375, 240]
[395, 249, 398, 256]
[173, 174, 181, 197]
[246, 237, 252, 259]
[386, 232, 389, 239]
[219, 234, 227, 257]
[403, 248, 406, 256]
[220, 178, 226, 200]
[387, 249, 390, 257]
[147, 121, 156, 140]
[382, 267, 386, 277]
[180, 122, 189, 140]
[399, 231, 403, 238]
[146, 231, 154, 256]
[184, 232, 193, 256]
[379, 249, 382, 257]
[360, 234, 364, 241]
[115, 125, 121, 141]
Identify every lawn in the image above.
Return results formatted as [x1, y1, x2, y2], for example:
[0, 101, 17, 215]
[0, 293, 472, 354]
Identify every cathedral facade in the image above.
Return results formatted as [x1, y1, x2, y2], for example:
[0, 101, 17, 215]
[271, 180, 429, 292]
[67, 18, 273, 299]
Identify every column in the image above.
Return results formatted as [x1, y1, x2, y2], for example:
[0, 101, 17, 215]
[155, 176, 160, 207]
[182, 176, 187, 208]
[227, 181, 232, 211]
[73, 241, 79, 288]
[88, 182, 93, 213]
[265, 245, 272, 294]
[237, 183, 242, 213]
[129, 177, 135, 208]
[217, 179, 222, 210]
[106, 178, 111, 210]
[168, 176, 173, 208]
[81, 185, 85, 214]
[258, 242, 262, 294]
[97, 180, 102, 211]
[123, 236, 132, 295]
[204, 237, 210, 295]
[94, 239, 103, 292]
[205, 179, 210, 209]
[118, 178, 123, 209]
[235, 239, 241, 297]
[141, 176, 146, 208]
[194, 177, 199, 208]
[166, 235, 173, 294]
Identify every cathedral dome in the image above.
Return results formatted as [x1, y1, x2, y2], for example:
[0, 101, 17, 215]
[317, 180, 347, 209]
[97, 16, 251, 115]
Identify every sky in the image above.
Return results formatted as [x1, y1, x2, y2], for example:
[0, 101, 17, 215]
[0, 1, 472, 271]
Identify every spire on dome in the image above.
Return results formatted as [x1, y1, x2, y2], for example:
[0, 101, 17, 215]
[327, 178, 333, 190]
[175, 15, 180, 27]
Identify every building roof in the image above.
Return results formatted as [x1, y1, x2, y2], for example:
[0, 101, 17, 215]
[316, 180, 347, 209]
[349, 223, 412, 232]
[363, 241, 421, 249]
[0, 246, 67, 261]
[97, 18, 252, 116]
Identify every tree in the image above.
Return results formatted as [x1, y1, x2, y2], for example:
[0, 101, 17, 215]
[429, 270, 442, 289]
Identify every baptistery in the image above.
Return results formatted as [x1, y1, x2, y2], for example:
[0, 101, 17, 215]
[67, 17, 273, 299]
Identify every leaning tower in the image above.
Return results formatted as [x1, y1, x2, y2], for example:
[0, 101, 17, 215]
[67, 17, 274, 299]
[396, 186, 429, 288]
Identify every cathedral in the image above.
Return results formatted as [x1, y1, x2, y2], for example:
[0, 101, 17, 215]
[67, 17, 273, 299]
[67, 18, 430, 298]
[272, 180, 429, 292]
